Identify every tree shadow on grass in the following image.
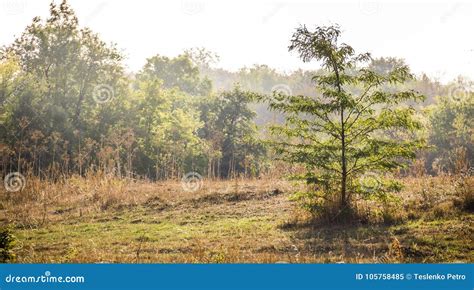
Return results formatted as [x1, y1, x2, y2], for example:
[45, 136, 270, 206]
[278, 220, 402, 262]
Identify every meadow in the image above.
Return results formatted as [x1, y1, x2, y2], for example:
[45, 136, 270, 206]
[1, 0, 473, 265]
[2, 174, 472, 263]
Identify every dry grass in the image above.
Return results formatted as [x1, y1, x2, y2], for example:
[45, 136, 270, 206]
[0, 174, 473, 263]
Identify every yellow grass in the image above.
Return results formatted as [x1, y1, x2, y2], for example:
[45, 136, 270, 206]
[1, 174, 473, 263]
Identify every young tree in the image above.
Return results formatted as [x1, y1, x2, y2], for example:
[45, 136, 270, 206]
[265, 25, 424, 215]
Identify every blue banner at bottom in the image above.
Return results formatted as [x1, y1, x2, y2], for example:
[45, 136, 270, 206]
[0, 264, 472, 290]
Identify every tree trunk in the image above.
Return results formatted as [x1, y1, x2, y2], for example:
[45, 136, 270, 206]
[333, 56, 348, 210]
[340, 112, 347, 209]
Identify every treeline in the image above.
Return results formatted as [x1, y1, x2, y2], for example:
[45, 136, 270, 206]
[0, 1, 265, 180]
[0, 0, 472, 181]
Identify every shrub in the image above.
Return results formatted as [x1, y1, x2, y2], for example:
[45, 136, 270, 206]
[0, 226, 17, 263]
[454, 176, 474, 212]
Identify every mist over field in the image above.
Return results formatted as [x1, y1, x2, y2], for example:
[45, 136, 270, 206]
[0, 0, 472, 263]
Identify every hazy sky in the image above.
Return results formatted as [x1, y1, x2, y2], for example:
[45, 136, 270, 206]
[1, 0, 473, 82]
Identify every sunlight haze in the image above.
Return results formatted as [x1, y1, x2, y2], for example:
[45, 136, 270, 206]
[1, 0, 473, 82]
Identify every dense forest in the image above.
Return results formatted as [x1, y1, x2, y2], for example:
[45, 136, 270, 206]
[1, 1, 471, 184]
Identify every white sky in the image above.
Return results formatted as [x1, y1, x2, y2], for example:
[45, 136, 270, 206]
[1, 0, 473, 83]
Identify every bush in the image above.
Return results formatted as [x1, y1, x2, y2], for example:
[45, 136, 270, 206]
[290, 190, 356, 223]
[432, 201, 455, 219]
[0, 226, 17, 263]
[454, 176, 474, 212]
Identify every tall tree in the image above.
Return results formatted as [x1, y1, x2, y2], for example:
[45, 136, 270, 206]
[264, 25, 425, 216]
[199, 86, 265, 178]
[428, 91, 473, 174]
[1, 0, 126, 175]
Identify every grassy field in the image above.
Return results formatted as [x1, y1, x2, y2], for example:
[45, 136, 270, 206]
[1, 175, 473, 263]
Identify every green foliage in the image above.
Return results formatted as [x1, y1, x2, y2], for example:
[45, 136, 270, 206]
[0, 0, 468, 185]
[264, 25, 425, 214]
[1, 0, 127, 177]
[198, 86, 266, 178]
[427, 88, 473, 174]
[0, 226, 16, 263]
[139, 53, 212, 96]
[0, 0, 263, 180]
[130, 76, 205, 178]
